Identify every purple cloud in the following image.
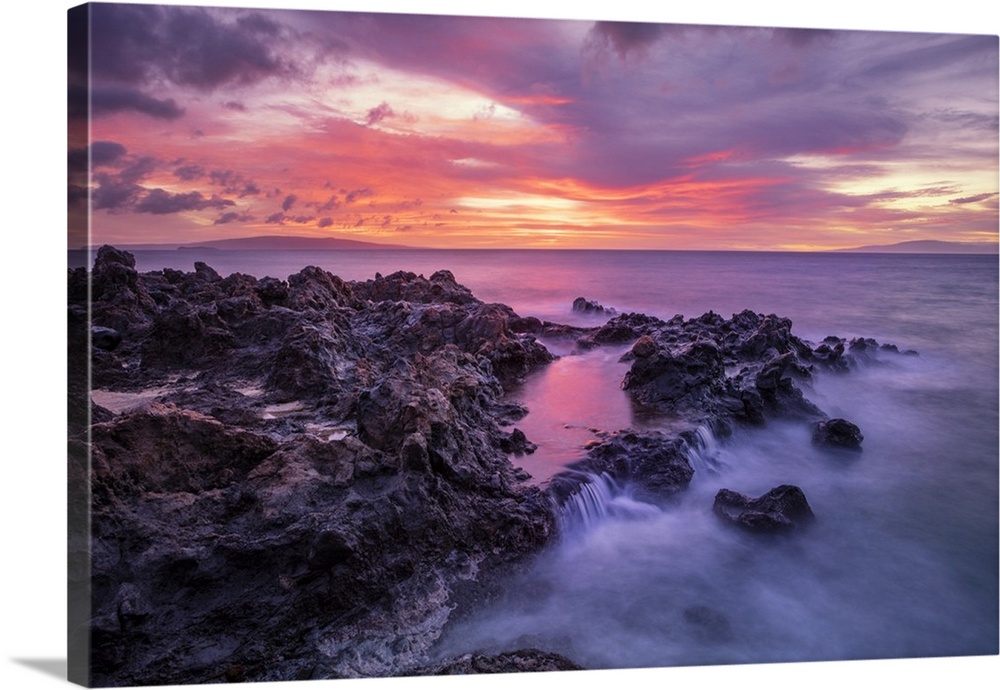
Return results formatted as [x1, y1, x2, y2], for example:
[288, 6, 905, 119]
[69, 85, 184, 120]
[134, 189, 235, 215]
[214, 211, 254, 225]
[68, 141, 127, 173]
[345, 188, 374, 204]
[365, 101, 395, 125]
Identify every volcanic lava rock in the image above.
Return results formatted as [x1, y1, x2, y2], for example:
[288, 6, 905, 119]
[572, 296, 616, 315]
[712, 485, 816, 533]
[576, 312, 666, 348]
[411, 649, 584, 675]
[551, 430, 695, 503]
[73, 249, 561, 685]
[91, 326, 122, 351]
[811, 418, 864, 452]
[501, 428, 538, 455]
[70, 246, 907, 684]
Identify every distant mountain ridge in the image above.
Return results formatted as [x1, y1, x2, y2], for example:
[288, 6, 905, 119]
[89, 234, 416, 251]
[835, 239, 998, 254]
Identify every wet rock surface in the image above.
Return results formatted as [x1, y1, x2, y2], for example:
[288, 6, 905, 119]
[410, 648, 584, 675]
[572, 296, 617, 315]
[811, 418, 865, 451]
[553, 430, 695, 502]
[550, 307, 908, 513]
[70, 248, 558, 685]
[68, 247, 911, 684]
[713, 485, 816, 533]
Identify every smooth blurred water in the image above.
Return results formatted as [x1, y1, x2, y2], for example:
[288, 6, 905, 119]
[71, 247, 999, 666]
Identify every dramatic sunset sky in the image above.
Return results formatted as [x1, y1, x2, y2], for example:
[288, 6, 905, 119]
[68, 1, 999, 250]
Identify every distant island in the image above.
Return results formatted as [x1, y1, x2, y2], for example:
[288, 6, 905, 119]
[81, 235, 999, 254]
[834, 239, 998, 254]
[87, 234, 417, 252]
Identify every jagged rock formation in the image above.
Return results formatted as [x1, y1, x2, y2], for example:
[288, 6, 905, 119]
[572, 296, 616, 315]
[67, 246, 913, 684]
[68, 247, 557, 685]
[409, 648, 584, 675]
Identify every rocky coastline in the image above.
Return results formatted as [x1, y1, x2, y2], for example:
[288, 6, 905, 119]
[67, 246, 913, 685]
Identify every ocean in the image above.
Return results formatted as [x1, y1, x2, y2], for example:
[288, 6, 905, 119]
[70, 248, 999, 668]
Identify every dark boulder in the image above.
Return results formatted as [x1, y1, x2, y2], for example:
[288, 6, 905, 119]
[572, 296, 616, 315]
[91, 326, 122, 351]
[501, 428, 537, 455]
[811, 418, 864, 452]
[713, 484, 815, 533]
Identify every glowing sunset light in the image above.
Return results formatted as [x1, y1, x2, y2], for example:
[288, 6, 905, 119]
[69, 4, 998, 251]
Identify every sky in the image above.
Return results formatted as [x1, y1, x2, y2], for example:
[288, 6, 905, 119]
[68, 1, 999, 250]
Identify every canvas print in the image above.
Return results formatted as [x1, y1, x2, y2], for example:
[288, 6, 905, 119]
[67, 2, 999, 687]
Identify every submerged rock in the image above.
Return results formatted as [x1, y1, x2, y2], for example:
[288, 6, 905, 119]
[712, 485, 816, 533]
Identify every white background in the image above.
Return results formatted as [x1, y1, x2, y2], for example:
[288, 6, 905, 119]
[3, 1, 997, 688]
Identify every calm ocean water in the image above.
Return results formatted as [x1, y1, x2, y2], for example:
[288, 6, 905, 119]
[70, 248, 999, 667]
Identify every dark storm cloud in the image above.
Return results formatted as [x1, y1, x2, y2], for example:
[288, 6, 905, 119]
[86, 3, 295, 92]
[162, 8, 291, 89]
[134, 189, 235, 215]
[317, 217, 334, 228]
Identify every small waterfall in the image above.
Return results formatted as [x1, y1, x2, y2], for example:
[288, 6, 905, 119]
[556, 471, 660, 535]
[681, 424, 726, 475]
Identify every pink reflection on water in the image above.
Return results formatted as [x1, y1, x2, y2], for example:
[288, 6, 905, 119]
[504, 344, 637, 483]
